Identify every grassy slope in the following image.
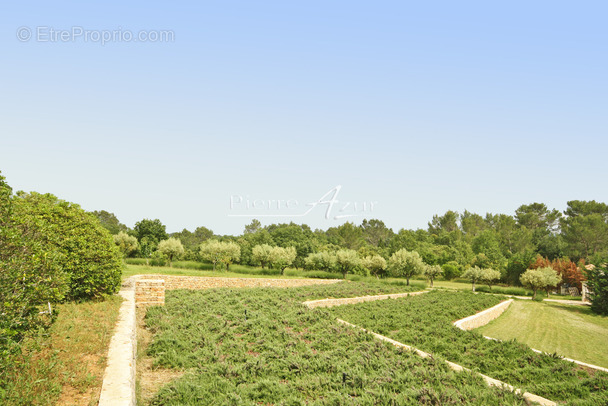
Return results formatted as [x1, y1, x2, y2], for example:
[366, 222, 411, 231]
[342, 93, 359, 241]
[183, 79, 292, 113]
[0, 295, 122, 406]
[142, 286, 525, 405]
[477, 300, 608, 368]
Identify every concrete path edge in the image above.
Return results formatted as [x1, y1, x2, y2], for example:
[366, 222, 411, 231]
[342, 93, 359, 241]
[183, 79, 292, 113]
[98, 281, 136, 406]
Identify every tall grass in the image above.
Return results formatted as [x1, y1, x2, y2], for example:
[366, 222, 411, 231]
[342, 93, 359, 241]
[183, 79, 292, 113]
[0, 295, 123, 406]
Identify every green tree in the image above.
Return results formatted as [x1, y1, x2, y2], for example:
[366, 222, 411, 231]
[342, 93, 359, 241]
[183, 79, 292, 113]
[158, 237, 185, 267]
[540, 267, 562, 297]
[515, 203, 561, 234]
[460, 210, 487, 242]
[200, 240, 223, 271]
[218, 241, 241, 271]
[271, 246, 297, 275]
[171, 226, 213, 252]
[305, 251, 337, 272]
[361, 255, 387, 278]
[252, 244, 274, 269]
[90, 210, 127, 235]
[335, 249, 360, 279]
[481, 268, 501, 290]
[423, 264, 443, 287]
[471, 230, 507, 271]
[114, 231, 139, 258]
[462, 266, 485, 292]
[133, 218, 168, 255]
[560, 200, 608, 260]
[428, 210, 459, 235]
[505, 250, 536, 286]
[388, 249, 425, 286]
[360, 219, 393, 247]
[244, 219, 262, 234]
[519, 267, 560, 299]
[585, 262, 608, 315]
[12, 191, 123, 301]
[268, 223, 316, 269]
[326, 222, 364, 250]
[441, 261, 461, 280]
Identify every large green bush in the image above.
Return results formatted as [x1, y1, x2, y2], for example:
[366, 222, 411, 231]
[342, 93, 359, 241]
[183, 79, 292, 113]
[0, 176, 67, 350]
[12, 191, 123, 301]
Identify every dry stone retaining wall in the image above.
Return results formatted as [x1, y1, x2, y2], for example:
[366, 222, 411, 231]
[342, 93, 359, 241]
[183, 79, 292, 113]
[135, 279, 165, 307]
[453, 299, 513, 330]
[303, 290, 428, 308]
[133, 275, 342, 305]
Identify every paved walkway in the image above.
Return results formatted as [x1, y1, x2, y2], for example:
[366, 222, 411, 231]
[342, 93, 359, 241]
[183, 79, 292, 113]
[98, 277, 137, 406]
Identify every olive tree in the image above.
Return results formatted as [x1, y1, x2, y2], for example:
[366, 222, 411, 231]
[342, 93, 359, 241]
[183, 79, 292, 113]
[158, 237, 185, 267]
[252, 244, 274, 269]
[362, 255, 387, 278]
[219, 241, 241, 271]
[481, 268, 502, 290]
[423, 264, 443, 287]
[200, 240, 223, 270]
[271, 246, 297, 275]
[336, 249, 360, 279]
[305, 251, 337, 272]
[540, 267, 562, 297]
[520, 267, 561, 299]
[114, 231, 139, 258]
[388, 249, 425, 286]
[462, 266, 485, 292]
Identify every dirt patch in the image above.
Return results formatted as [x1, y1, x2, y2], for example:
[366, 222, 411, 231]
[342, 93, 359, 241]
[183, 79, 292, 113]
[56, 354, 106, 406]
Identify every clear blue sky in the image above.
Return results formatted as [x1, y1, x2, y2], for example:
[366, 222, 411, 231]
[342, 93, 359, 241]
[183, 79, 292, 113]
[1, 1, 607, 235]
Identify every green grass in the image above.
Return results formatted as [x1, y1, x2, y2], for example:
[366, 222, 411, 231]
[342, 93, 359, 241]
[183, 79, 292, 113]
[477, 300, 608, 368]
[330, 290, 608, 405]
[142, 285, 525, 405]
[433, 280, 583, 300]
[0, 295, 123, 406]
[123, 264, 315, 279]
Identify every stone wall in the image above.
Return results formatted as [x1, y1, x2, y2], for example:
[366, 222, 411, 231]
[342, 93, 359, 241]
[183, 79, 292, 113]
[135, 279, 165, 307]
[133, 275, 342, 305]
[303, 290, 428, 308]
[453, 299, 513, 331]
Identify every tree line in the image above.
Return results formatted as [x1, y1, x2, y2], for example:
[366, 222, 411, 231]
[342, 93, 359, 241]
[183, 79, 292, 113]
[98, 200, 608, 285]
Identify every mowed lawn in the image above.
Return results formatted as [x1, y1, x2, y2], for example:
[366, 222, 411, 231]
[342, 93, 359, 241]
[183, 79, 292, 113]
[477, 299, 608, 368]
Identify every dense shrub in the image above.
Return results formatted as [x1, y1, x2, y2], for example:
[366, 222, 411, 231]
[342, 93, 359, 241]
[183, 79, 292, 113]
[586, 262, 608, 315]
[12, 191, 123, 301]
[0, 176, 67, 351]
[149, 250, 168, 267]
[441, 261, 461, 280]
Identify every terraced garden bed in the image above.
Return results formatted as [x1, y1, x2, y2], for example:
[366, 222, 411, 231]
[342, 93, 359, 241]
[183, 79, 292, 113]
[141, 284, 526, 405]
[330, 290, 608, 405]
